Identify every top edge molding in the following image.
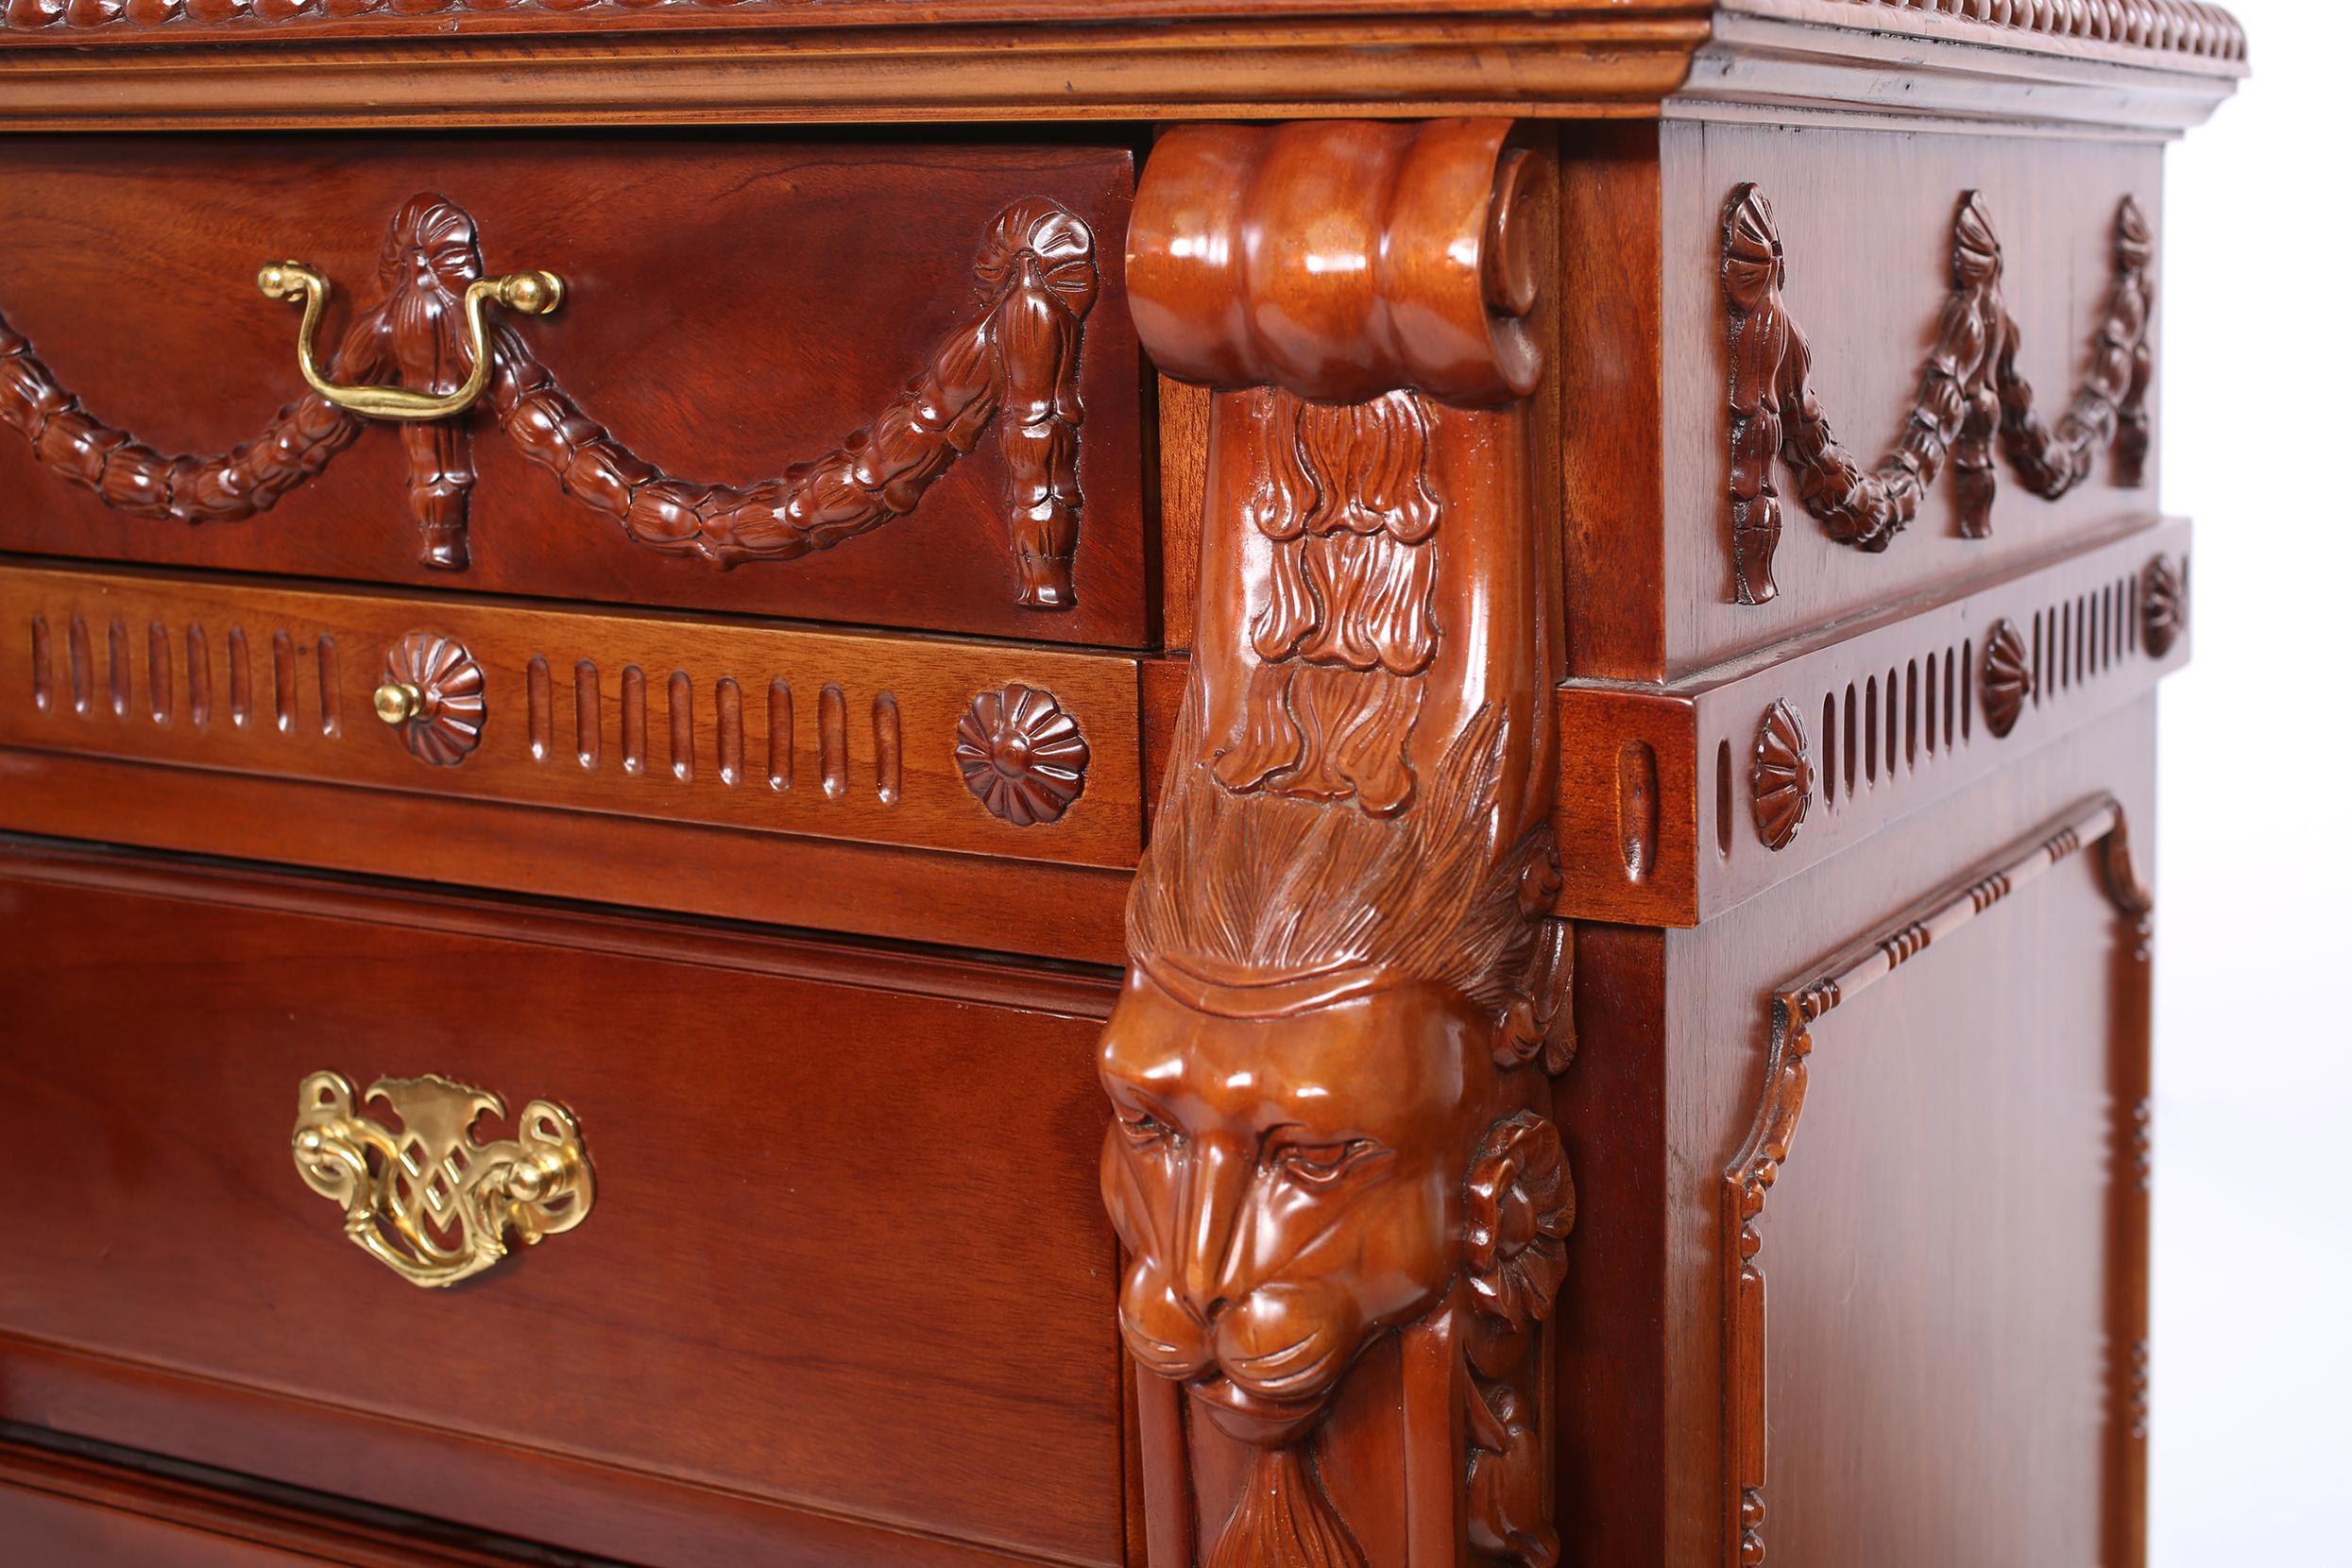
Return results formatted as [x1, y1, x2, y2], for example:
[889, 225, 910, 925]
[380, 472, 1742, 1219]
[0, 0, 2244, 130]
[0, 0, 1711, 43]
[0, 0, 2242, 65]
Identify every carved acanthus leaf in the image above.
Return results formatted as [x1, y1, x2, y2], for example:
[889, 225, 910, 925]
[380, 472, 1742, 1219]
[1106, 117, 1563, 1568]
[1204, 1446, 1368, 1568]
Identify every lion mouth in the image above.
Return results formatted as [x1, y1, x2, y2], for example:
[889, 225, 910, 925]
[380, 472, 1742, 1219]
[1186, 1370, 1332, 1447]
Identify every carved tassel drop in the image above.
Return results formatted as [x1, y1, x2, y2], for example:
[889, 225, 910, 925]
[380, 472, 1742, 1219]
[1205, 1445, 1367, 1568]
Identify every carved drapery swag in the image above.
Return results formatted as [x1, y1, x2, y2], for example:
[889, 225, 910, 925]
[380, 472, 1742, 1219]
[1724, 184, 2154, 605]
[0, 191, 1097, 607]
[1105, 119, 1575, 1568]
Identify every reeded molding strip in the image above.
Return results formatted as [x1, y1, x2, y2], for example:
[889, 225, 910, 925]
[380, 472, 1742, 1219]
[1550, 515, 2191, 928]
[1720, 792, 2153, 1568]
[0, 561, 1142, 869]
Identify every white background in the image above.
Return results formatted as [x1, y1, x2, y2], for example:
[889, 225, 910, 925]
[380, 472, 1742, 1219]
[2154, 3, 2350, 1559]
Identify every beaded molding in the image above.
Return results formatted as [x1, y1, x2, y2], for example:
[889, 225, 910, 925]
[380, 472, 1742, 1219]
[1804, 0, 2246, 60]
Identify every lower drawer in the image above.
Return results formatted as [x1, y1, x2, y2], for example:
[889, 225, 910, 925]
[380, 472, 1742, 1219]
[0, 1433, 554, 1567]
[0, 843, 1125, 1567]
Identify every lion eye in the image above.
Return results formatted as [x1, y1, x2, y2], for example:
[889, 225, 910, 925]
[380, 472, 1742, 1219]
[1118, 1109, 1177, 1150]
[1273, 1138, 1379, 1186]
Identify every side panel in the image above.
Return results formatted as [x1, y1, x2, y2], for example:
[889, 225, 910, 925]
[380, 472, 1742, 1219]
[1657, 696, 2156, 1566]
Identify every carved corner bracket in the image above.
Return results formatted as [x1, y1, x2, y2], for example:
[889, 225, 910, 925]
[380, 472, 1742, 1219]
[1724, 185, 2154, 605]
[1102, 118, 1574, 1568]
[0, 192, 1098, 608]
[1720, 794, 2152, 1565]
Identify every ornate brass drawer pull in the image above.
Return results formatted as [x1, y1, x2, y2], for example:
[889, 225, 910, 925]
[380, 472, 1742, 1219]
[291, 1070, 594, 1289]
[258, 258, 563, 422]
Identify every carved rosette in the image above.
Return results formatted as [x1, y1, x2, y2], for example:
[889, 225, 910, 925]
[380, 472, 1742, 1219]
[380, 631, 485, 766]
[1724, 185, 2155, 604]
[1465, 1111, 1575, 1333]
[1104, 119, 1571, 1568]
[953, 683, 1090, 826]
[1980, 619, 2033, 739]
[2142, 553, 2187, 656]
[1750, 699, 1814, 852]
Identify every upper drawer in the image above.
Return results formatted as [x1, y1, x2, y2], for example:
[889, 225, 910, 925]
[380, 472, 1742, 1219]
[0, 135, 1147, 647]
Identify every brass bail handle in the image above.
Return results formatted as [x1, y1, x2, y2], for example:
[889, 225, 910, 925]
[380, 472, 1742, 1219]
[257, 261, 564, 421]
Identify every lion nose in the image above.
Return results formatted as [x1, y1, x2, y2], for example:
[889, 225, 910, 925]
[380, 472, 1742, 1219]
[1177, 1131, 1250, 1320]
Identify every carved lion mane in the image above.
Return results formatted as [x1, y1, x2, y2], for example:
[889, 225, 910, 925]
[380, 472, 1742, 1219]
[1129, 697, 1552, 1015]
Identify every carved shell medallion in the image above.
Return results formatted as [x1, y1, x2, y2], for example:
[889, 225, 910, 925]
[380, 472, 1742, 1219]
[1750, 699, 1814, 852]
[381, 631, 486, 766]
[2142, 554, 2187, 657]
[1980, 619, 2033, 739]
[954, 683, 1090, 826]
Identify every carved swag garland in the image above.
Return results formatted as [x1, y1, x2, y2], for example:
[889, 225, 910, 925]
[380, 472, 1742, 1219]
[1724, 183, 2155, 605]
[0, 191, 1098, 607]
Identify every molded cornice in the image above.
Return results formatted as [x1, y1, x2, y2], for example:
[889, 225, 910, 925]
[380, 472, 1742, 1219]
[0, 0, 2243, 130]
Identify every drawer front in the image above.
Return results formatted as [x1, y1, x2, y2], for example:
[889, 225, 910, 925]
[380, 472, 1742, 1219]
[0, 134, 1146, 647]
[0, 562, 1143, 869]
[0, 848, 1125, 1566]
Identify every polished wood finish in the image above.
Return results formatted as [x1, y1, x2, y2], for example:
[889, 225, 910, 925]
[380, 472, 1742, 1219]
[0, 6, 2244, 1565]
[1724, 185, 2152, 602]
[0, 136, 1146, 647]
[1550, 514, 2191, 927]
[0, 752, 1137, 963]
[1720, 793, 2152, 1565]
[0, 560, 1144, 866]
[0, 1433, 593, 1567]
[0, 3, 2243, 133]
[0, 843, 1125, 1566]
[1108, 118, 1573, 1567]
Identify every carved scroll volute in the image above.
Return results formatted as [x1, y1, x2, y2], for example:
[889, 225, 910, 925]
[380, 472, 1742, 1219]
[1105, 120, 1570, 1568]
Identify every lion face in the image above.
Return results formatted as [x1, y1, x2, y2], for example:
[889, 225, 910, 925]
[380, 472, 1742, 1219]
[1098, 965, 1492, 1446]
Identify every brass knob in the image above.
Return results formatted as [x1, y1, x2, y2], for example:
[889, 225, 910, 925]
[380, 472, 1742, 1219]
[373, 680, 428, 726]
[377, 632, 485, 766]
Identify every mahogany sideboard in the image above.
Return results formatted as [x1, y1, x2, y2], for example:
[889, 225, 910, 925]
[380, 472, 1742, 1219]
[0, 4, 2245, 1564]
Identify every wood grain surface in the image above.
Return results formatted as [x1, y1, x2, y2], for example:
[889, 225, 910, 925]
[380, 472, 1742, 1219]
[0, 843, 1128, 1565]
[0, 562, 1144, 867]
[0, 136, 1147, 647]
[1552, 697, 2158, 1565]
